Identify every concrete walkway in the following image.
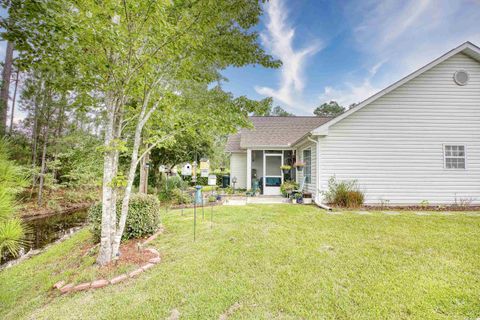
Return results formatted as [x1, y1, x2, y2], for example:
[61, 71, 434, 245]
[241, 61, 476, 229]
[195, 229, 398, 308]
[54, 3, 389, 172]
[223, 196, 288, 206]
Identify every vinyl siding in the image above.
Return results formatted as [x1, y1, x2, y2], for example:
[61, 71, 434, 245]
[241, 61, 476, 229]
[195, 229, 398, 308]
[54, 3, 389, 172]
[230, 152, 247, 189]
[295, 139, 317, 194]
[318, 53, 480, 205]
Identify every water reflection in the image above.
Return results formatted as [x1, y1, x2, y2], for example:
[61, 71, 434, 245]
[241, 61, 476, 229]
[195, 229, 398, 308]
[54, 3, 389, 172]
[1, 209, 88, 264]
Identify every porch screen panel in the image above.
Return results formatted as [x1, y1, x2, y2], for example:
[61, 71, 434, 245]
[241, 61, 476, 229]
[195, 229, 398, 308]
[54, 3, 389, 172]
[303, 149, 311, 183]
[265, 156, 282, 176]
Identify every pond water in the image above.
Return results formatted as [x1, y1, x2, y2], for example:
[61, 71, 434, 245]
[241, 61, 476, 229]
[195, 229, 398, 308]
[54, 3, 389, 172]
[1, 209, 89, 265]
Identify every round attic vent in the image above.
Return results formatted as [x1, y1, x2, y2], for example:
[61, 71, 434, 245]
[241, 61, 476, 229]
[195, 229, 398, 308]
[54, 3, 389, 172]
[453, 70, 469, 86]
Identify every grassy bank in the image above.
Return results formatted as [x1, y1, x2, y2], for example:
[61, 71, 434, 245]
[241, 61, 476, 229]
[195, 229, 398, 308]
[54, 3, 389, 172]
[1, 205, 479, 319]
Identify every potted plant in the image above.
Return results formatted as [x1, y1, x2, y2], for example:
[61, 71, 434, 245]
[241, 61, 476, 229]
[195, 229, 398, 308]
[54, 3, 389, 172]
[303, 192, 312, 204]
[294, 161, 305, 171]
[294, 193, 303, 204]
[280, 165, 291, 174]
[291, 195, 297, 204]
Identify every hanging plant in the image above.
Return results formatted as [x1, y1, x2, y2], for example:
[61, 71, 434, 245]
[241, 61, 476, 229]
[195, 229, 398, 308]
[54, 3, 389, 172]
[294, 161, 305, 171]
[280, 165, 291, 174]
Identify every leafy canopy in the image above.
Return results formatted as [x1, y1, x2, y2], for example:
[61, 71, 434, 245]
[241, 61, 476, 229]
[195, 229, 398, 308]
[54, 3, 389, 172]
[313, 101, 345, 117]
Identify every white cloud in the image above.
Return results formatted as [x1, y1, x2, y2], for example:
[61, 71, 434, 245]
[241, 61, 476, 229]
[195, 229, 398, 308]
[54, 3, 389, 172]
[320, 0, 480, 107]
[319, 79, 380, 107]
[255, 0, 321, 108]
[319, 54, 384, 107]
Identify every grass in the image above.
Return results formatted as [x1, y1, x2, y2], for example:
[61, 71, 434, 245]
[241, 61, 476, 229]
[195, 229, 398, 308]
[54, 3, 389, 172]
[1, 205, 480, 319]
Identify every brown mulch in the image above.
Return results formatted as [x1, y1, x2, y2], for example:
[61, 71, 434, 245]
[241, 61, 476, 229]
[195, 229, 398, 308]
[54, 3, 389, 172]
[83, 239, 156, 274]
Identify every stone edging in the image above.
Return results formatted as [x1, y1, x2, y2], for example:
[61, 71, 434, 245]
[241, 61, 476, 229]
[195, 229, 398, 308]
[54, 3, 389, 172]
[53, 226, 165, 294]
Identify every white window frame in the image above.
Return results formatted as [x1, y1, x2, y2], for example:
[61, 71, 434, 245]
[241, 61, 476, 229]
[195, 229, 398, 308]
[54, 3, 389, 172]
[302, 147, 312, 183]
[443, 144, 466, 170]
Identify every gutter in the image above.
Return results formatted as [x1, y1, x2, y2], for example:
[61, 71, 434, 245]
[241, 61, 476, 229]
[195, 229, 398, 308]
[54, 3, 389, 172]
[316, 202, 332, 211]
[306, 135, 331, 211]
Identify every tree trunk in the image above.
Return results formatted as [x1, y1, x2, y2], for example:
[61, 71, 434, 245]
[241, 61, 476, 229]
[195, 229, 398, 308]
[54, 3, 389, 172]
[111, 118, 144, 258]
[97, 97, 118, 266]
[9, 69, 19, 134]
[139, 147, 149, 194]
[37, 122, 50, 206]
[31, 92, 40, 190]
[0, 41, 13, 135]
[111, 100, 155, 258]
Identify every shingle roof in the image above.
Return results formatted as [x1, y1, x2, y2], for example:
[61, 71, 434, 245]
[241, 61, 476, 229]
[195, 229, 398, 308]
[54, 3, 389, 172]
[226, 116, 331, 152]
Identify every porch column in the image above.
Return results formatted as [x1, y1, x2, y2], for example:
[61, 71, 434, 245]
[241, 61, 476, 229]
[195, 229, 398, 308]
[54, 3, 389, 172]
[315, 137, 322, 204]
[246, 149, 252, 189]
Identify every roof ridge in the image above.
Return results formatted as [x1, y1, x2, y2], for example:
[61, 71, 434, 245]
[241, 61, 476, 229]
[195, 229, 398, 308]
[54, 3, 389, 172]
[249, 115, 331, 119]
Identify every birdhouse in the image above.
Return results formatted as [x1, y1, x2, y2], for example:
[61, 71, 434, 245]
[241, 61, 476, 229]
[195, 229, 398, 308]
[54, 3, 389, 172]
[200, 159, 209, 177]
[182, 163, 192, 176]
[200, 159, 209, 170]
[208, 174, 217, 186]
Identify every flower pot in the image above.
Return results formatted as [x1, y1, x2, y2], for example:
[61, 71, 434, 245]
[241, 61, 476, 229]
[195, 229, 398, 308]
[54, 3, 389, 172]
[291, 198, 296, 204]
[282, 169, 290, 174]
[296, 166, 303, 172]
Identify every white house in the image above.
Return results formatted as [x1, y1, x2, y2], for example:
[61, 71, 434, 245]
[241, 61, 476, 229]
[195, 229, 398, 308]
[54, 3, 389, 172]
[226, 42, 480, 206]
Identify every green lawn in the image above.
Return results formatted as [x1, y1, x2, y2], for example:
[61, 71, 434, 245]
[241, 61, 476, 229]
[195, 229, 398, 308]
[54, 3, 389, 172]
[1, 205, 480, 319]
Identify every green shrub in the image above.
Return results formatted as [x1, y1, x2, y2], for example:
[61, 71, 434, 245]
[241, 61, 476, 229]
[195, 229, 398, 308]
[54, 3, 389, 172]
[88, 194, 161, 242]
[170, 188, 192, 205]
[221, 187, 233, 195]
[158, 176, 188, 201]
[208, 195, 217, 202]
[345, 190, 364, 208]
[0, 138, 27, 257]
[323, 176, 365, 208]
[280, 181, 298, 197]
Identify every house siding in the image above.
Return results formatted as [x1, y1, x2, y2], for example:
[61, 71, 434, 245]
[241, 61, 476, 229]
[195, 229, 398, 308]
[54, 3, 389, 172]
[295, 139, 317, 195]
[230, 152, 247, 189]
[318, 53, 480, 205]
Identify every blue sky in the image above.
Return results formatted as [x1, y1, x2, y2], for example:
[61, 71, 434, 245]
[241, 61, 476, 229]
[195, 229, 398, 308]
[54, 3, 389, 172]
[221, 0, 480, 115]
[1, 1, 480, 120]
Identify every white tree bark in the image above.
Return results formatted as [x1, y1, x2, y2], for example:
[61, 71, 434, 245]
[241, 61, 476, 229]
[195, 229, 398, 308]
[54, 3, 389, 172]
[111, 100, 156, 258]
[97, 95, 118, 265]
[139, 145, 149, 194]
[0, 41, 14, 135]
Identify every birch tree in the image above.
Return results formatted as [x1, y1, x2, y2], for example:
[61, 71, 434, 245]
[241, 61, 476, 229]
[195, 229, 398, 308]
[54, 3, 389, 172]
[5, 0, 280, 265]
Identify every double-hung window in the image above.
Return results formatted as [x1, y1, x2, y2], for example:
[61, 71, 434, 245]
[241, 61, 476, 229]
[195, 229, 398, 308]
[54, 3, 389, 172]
[303, 148, 311, 183]
[444, 145, 466, 169]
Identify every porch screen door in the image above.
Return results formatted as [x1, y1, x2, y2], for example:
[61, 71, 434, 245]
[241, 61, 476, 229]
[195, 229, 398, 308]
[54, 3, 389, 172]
[263, 153, 283, 195]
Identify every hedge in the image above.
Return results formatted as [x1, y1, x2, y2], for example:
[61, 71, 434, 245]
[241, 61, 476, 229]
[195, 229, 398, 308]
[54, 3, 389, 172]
[88, 193, 161, 242]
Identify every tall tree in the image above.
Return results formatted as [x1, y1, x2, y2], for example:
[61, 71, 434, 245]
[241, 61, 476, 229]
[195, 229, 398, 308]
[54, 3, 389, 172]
[254, 105, 293, 116]
[8, 68, 20, 134]
[313, 101, 345, 117]
[5, 1, 280, 265]
[0, 40, 14, 135]
[271, 106, 293, 116]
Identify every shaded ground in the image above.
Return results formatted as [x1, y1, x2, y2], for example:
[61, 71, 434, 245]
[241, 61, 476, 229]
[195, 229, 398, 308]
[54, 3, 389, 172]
[1, 205, 479, 319]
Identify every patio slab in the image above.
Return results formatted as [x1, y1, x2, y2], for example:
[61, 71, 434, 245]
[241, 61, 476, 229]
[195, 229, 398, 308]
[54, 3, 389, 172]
[224, 199, 247, 206]
[246, 197, 288, 204]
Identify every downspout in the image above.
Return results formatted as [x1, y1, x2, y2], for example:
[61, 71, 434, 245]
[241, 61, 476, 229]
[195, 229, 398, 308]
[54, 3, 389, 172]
[307, 136, 332, 211]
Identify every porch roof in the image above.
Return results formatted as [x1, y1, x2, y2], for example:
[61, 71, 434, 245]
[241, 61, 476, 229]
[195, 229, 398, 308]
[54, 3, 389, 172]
[226, 116, 330, 152]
